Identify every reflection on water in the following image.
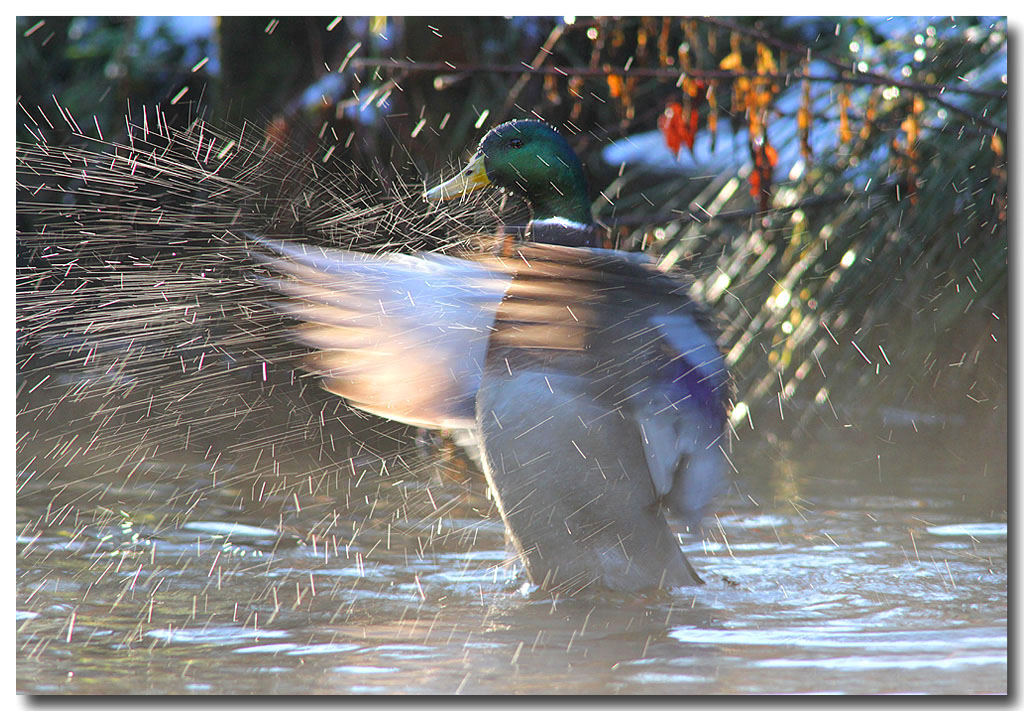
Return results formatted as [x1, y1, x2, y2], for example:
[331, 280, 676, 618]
[17, 394, 1006, 694]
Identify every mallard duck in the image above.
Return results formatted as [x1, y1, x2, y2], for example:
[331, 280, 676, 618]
[253, 119, 729, 594]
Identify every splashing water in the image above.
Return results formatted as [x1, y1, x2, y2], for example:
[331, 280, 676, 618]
[17, 106, 514, 540]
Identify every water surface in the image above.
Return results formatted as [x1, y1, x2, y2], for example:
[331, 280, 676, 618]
[17, 396, 1006, 695]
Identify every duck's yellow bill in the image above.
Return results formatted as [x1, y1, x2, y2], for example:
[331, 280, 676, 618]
[424, 153, 491, 201]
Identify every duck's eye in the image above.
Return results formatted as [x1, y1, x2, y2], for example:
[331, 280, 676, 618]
[508, 138, 524, 149]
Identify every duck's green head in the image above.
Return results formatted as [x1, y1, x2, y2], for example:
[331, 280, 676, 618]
[425, 120, 592, 226]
